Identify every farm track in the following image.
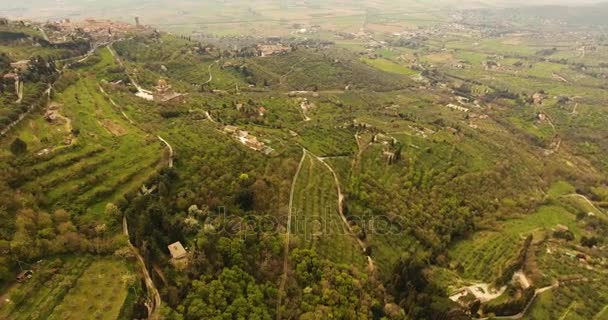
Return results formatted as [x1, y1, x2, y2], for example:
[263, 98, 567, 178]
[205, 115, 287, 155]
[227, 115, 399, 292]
[306, 149, 375, 271]
[98, 85, 135, 124]
[203, 60, 219, 85]
[562, 193, 606, 217]
[158, 136, 174, 168]
[279, 57, 308, 86]
[123, 216, 161, 320]
[107, 44, 143, 93]
[594, 304, 608, 320]
[276, 149, 306, 320]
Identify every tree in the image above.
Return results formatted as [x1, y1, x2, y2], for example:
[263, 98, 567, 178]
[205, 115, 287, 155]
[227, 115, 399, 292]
[10, 138, 27, 156]
[581, 236, 600, 248]
[105, 203, 122, 222]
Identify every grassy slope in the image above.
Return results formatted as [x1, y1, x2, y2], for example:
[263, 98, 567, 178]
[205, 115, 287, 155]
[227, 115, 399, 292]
[0, 256, 134, 320]
[291, 153, 366, 268]
[48, 259, 132, 320]
[2, 48, 164, 223]
[449, 205, 579, 282]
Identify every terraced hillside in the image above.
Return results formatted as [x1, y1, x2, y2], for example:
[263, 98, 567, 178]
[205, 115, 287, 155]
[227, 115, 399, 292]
[5, 64, 163, 220]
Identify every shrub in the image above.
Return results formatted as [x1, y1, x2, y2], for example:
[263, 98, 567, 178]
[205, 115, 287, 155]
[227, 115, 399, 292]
[10, 137, 27, 155]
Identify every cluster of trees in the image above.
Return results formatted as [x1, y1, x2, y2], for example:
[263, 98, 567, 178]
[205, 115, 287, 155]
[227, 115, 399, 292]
[282, 249, 393, 319]
[553, 228, 575, 241]
[13, 208, 124, 259]
[246, 48, 411, 91]
[347, 157, 474, 252]
[20, 55, 57, 83]
[581, 235, 602, 248]
[389, 37, 424, 49]
[9, 138, 27, 155]
[0, 52, 10, 74]
[0, 208, 127, 283]
[163, 266, 276, 320]
[119, 136, 292, 316]
[389, 253, 467, 320]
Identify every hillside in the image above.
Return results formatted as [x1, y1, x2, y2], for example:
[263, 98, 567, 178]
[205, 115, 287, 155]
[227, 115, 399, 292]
[0, 4, 607, 320]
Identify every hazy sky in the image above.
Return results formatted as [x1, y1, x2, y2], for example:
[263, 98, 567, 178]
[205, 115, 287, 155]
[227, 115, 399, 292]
[0, 0, 605, 28]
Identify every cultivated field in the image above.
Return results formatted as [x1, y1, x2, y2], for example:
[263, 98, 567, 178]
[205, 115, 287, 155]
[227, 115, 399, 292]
[0, 256, 135, 320]
[291, 152, 365, 267]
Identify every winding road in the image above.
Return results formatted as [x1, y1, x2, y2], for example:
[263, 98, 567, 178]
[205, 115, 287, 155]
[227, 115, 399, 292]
[98, 85, 135, 125]
[204, 111, 217, 123]
[203, 60, 219, 85]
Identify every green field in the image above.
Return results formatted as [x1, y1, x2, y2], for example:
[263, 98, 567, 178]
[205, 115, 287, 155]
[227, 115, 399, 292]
[361, 57, 417, 76]
[0, 256, 134, 320]
[449, 205, 579, 283]
[291, 152, 366, 267]
[48, 259, 133, 320]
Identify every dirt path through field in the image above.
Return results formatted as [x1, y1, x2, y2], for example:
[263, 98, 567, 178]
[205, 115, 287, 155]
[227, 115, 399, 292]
[563, 193, 605, 216]
[203, 60, 219, 85]
[276, 149, 307, 320]
[310, 150, 375, 271]
[158, 136, 173, 168]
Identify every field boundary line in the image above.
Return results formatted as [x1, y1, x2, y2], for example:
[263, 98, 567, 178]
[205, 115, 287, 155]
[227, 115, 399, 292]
[276, 149, 307, 320]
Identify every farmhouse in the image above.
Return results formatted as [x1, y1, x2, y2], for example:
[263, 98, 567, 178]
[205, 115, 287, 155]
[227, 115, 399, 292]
[16, 270, 33, 282]
[154, 78, 185, 102]
[3, 72, 18, 80]
[10, 60, 30, 72]
[223, 125, 238, 134]
[532, 92, 546, 105]
[168, 241, 187, 260]
[242, 136, 264, 151]
[257, 43, 291, 57]
[222, 125, 269, 152]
